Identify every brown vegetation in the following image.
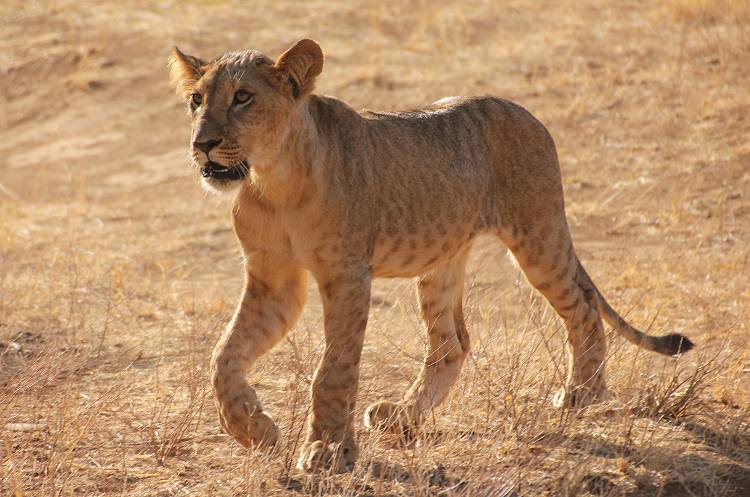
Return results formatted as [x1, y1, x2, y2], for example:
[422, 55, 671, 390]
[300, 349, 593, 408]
[1, 0, 749, 495]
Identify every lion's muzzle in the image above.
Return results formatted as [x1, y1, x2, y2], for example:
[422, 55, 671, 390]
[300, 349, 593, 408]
[200, 161, 249, 181]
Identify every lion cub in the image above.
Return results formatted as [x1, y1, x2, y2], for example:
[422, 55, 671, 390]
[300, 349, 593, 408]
[169, 39, 693, 473]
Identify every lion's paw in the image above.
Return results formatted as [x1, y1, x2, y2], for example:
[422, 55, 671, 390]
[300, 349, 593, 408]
[364, 400, 419, 438]
[297, 438, 357, 473]
[217, 390, 279, 448]
[552, 386, 611, 409]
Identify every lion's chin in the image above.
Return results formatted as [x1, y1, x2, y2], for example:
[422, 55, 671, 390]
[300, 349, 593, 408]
[200, 176, 244, 195]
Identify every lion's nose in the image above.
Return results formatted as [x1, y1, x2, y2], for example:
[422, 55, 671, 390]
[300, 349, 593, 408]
[193, 138, 223, 154]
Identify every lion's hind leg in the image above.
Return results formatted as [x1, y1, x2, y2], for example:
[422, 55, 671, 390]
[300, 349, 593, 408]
[499, 221, 609, 408]
[365, 250, 471, 437]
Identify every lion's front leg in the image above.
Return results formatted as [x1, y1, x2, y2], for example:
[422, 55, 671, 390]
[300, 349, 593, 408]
[298, 270, 371, 473]
[210, 255, 307, 448]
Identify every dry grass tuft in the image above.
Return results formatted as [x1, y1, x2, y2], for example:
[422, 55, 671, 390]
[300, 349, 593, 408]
[2, 0, 749, 495]
[665, 0, 750, 23]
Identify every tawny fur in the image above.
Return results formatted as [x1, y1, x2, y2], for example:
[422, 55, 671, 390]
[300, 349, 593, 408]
[169, 39, 693, 473]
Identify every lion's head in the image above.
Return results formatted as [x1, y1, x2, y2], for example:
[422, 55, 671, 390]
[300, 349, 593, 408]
[169, 39, 323, 194]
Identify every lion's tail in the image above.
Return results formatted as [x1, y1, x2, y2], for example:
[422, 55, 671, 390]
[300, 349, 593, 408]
[576, 257, 694, 356]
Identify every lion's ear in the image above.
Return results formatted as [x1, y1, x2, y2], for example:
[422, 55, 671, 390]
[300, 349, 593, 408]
[274, 39, 324, 99]
[169, 47, 205, 98]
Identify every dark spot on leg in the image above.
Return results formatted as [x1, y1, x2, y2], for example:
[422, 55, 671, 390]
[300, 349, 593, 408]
[557, 286, 571, 301]
[555, 266, 570, 282]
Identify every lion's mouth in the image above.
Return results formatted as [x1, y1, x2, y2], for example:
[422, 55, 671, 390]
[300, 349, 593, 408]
[200, 161, 249, 181]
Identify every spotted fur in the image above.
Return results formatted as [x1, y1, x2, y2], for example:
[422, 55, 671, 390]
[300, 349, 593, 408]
[169, 39, 693, 473]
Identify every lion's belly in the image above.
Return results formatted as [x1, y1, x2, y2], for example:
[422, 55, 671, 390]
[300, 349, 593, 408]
[370, 227, 477, 278]
[367, 186, 489, 277]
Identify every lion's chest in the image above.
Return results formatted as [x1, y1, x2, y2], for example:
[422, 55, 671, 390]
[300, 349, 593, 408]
[232, 199, 290, 255]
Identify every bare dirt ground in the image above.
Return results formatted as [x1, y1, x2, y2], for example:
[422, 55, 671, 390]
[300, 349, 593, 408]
[1, 1, 749, 495]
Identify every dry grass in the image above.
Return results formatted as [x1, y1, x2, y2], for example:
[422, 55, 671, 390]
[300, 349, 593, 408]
[1, 0, 749, 495]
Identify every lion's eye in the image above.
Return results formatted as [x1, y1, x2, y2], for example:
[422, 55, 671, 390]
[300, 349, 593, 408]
[191, 93, 202, 107]
[234, 90, 253, 105]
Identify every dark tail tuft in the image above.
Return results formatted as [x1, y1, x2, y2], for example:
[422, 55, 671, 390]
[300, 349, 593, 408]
[575, 256, 695, 357]
[658, 333, 695, 356]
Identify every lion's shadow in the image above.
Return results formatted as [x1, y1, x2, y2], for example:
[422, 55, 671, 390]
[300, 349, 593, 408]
[274, 416, 750, 497]
[530, 416, 750, 497]
[277, 459, 472, 497]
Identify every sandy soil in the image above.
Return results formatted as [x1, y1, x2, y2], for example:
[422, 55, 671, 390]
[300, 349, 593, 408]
[1, 1, 749, 496]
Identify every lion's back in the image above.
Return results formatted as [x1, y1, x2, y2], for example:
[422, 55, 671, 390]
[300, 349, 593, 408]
[357, 95, 559, 206]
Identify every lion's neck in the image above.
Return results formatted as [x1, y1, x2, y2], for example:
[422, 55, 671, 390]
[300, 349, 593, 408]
[243, 102, 321, 207]
[243, 95, 364, 208]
